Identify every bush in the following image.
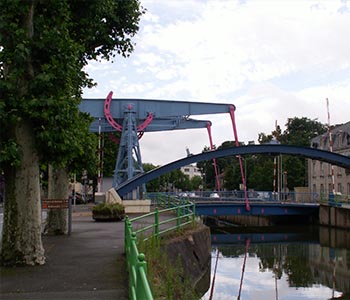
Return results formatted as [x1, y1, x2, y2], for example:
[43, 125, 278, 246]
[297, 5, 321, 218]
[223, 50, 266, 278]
[92, 202, 125, 221]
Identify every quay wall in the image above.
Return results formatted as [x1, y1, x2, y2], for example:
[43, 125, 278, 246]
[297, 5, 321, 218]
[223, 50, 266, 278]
[319, 204, 350, 229]
[162, 225, 211, 295]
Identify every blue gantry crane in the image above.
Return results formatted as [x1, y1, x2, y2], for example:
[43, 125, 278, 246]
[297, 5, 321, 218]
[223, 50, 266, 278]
[80, 91, 239, 195]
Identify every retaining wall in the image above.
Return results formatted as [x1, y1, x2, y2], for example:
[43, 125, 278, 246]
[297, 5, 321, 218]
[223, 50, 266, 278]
[319, 204, 350, 229]
[162, 225, 211, 296]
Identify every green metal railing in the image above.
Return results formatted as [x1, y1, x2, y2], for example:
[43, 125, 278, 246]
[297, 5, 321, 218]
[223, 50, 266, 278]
[124, 195, 196, 300]
[320, 192, 350, 206]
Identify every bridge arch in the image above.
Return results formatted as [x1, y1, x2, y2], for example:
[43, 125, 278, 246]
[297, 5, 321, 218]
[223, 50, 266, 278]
[116, 144, 350, 197]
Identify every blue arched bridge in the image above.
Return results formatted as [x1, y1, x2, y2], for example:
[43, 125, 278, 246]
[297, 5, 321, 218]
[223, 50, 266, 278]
[116, 144, 350, 197]
[116, 144, 350, 217]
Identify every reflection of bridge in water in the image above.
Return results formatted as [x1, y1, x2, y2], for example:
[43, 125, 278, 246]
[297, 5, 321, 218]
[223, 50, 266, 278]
[211, 231, 318, 245]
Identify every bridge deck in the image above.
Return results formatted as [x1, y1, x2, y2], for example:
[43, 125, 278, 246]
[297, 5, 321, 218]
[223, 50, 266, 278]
[195, 201, 319, 216]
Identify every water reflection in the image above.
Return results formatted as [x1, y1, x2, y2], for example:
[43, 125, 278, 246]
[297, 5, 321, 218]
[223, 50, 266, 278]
[202, 226, 350, 300]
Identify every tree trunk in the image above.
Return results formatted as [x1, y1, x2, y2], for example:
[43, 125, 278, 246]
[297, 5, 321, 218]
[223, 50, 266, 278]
[44, 165, 69, 235]
[1, 119, 45, 266]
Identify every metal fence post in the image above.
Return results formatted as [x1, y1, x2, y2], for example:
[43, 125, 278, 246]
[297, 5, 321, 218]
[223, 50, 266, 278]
[136, 253, 147, 300]
[154, 208, 159, 239]
[128, 232, 138, 298]
[192, 202, 196, 222]
[125, 217, 131, 254]
[177, 206, 181, 230]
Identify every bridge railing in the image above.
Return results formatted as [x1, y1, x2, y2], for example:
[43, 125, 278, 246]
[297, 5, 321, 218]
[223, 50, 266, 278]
[319, 192, 350, 206]
[124, 194, 196, 300]
[146, 190, 320, 203]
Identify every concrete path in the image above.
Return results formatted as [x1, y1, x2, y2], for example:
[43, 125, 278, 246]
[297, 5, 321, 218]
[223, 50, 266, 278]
[0, 209, 128, 300]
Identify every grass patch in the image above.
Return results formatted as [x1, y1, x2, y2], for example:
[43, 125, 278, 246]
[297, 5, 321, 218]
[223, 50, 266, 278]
[137, 221, 201, 300]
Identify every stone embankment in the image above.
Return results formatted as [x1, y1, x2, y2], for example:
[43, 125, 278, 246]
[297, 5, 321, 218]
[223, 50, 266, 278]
[161, 225, 211, 295]
[319, 204, 350, 229]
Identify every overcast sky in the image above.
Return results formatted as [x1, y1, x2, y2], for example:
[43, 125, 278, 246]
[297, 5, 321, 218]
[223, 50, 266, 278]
[83, 0, 350, 166]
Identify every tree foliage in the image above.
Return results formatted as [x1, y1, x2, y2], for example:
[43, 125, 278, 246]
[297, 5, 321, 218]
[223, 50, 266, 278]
[100, 132, 122, 177]
[257, 117, 327, 190]
[0, 0, 144, 265]
[272, 117, 326, 188]
[0, 0, 144, 171]
[198, 117, 327, 192]
[143, 163, 202, 192]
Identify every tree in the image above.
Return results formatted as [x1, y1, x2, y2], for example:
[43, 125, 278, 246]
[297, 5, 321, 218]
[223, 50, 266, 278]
[190, 175, 203, 191]
[205, 117, 327, 193]
[246, 155, 274, 190]
[280, 117, 327, 147]
[143, 163, 161, 192]
[197, 146, 216, 190]
[257, 117, 327, 190]
[143, 162, 204, 193]
[279, 117, 327, 188]
[99, 132, 122, 177]
[0, 0, 144, 266]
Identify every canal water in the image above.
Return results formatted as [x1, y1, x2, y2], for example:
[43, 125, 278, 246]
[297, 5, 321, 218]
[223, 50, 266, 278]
[201, 225, 350, 300]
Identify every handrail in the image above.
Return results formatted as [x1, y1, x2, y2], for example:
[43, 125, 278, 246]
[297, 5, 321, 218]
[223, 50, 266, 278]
[124, 194, 196, 300]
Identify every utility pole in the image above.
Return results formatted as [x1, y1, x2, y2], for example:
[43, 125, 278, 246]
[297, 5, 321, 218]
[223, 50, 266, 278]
[326, 98, 336, 194]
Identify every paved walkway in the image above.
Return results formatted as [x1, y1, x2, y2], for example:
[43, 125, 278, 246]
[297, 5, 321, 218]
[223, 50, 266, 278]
[0, 205, 178, 300]
[1, 208, 128, 300]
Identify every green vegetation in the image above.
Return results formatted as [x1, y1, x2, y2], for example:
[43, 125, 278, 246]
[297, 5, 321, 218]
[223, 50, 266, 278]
[143, 163, 203, 192]
[138, 226, 201, 300]
[198, 117, 327, 191]
[0, 0, 144, 265]
[92, 202, 125, 221]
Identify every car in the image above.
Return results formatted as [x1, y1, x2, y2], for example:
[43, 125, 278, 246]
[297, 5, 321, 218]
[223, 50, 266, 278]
[209, 192, 220, 198]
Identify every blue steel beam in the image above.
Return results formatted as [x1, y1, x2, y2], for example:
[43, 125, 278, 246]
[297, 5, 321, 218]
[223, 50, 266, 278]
[80, 97, 233, 189]
[79, 98, 234, 119]
[87, 117, 212, 133]
[195, 202, 319, 216]
[116, 144, 350, 197]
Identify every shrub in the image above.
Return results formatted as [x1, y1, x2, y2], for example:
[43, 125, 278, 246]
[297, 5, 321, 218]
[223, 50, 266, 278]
[92, 202, 125, 221]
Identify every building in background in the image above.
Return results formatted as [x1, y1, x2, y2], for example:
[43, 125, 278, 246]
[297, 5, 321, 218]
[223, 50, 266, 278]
[180, 164, 202, 179]
[308, 121, 350, 198]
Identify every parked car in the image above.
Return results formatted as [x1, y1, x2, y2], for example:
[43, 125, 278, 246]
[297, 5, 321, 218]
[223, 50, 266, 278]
[209, 192, 220, 198]
[187, 192, 197, 198]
